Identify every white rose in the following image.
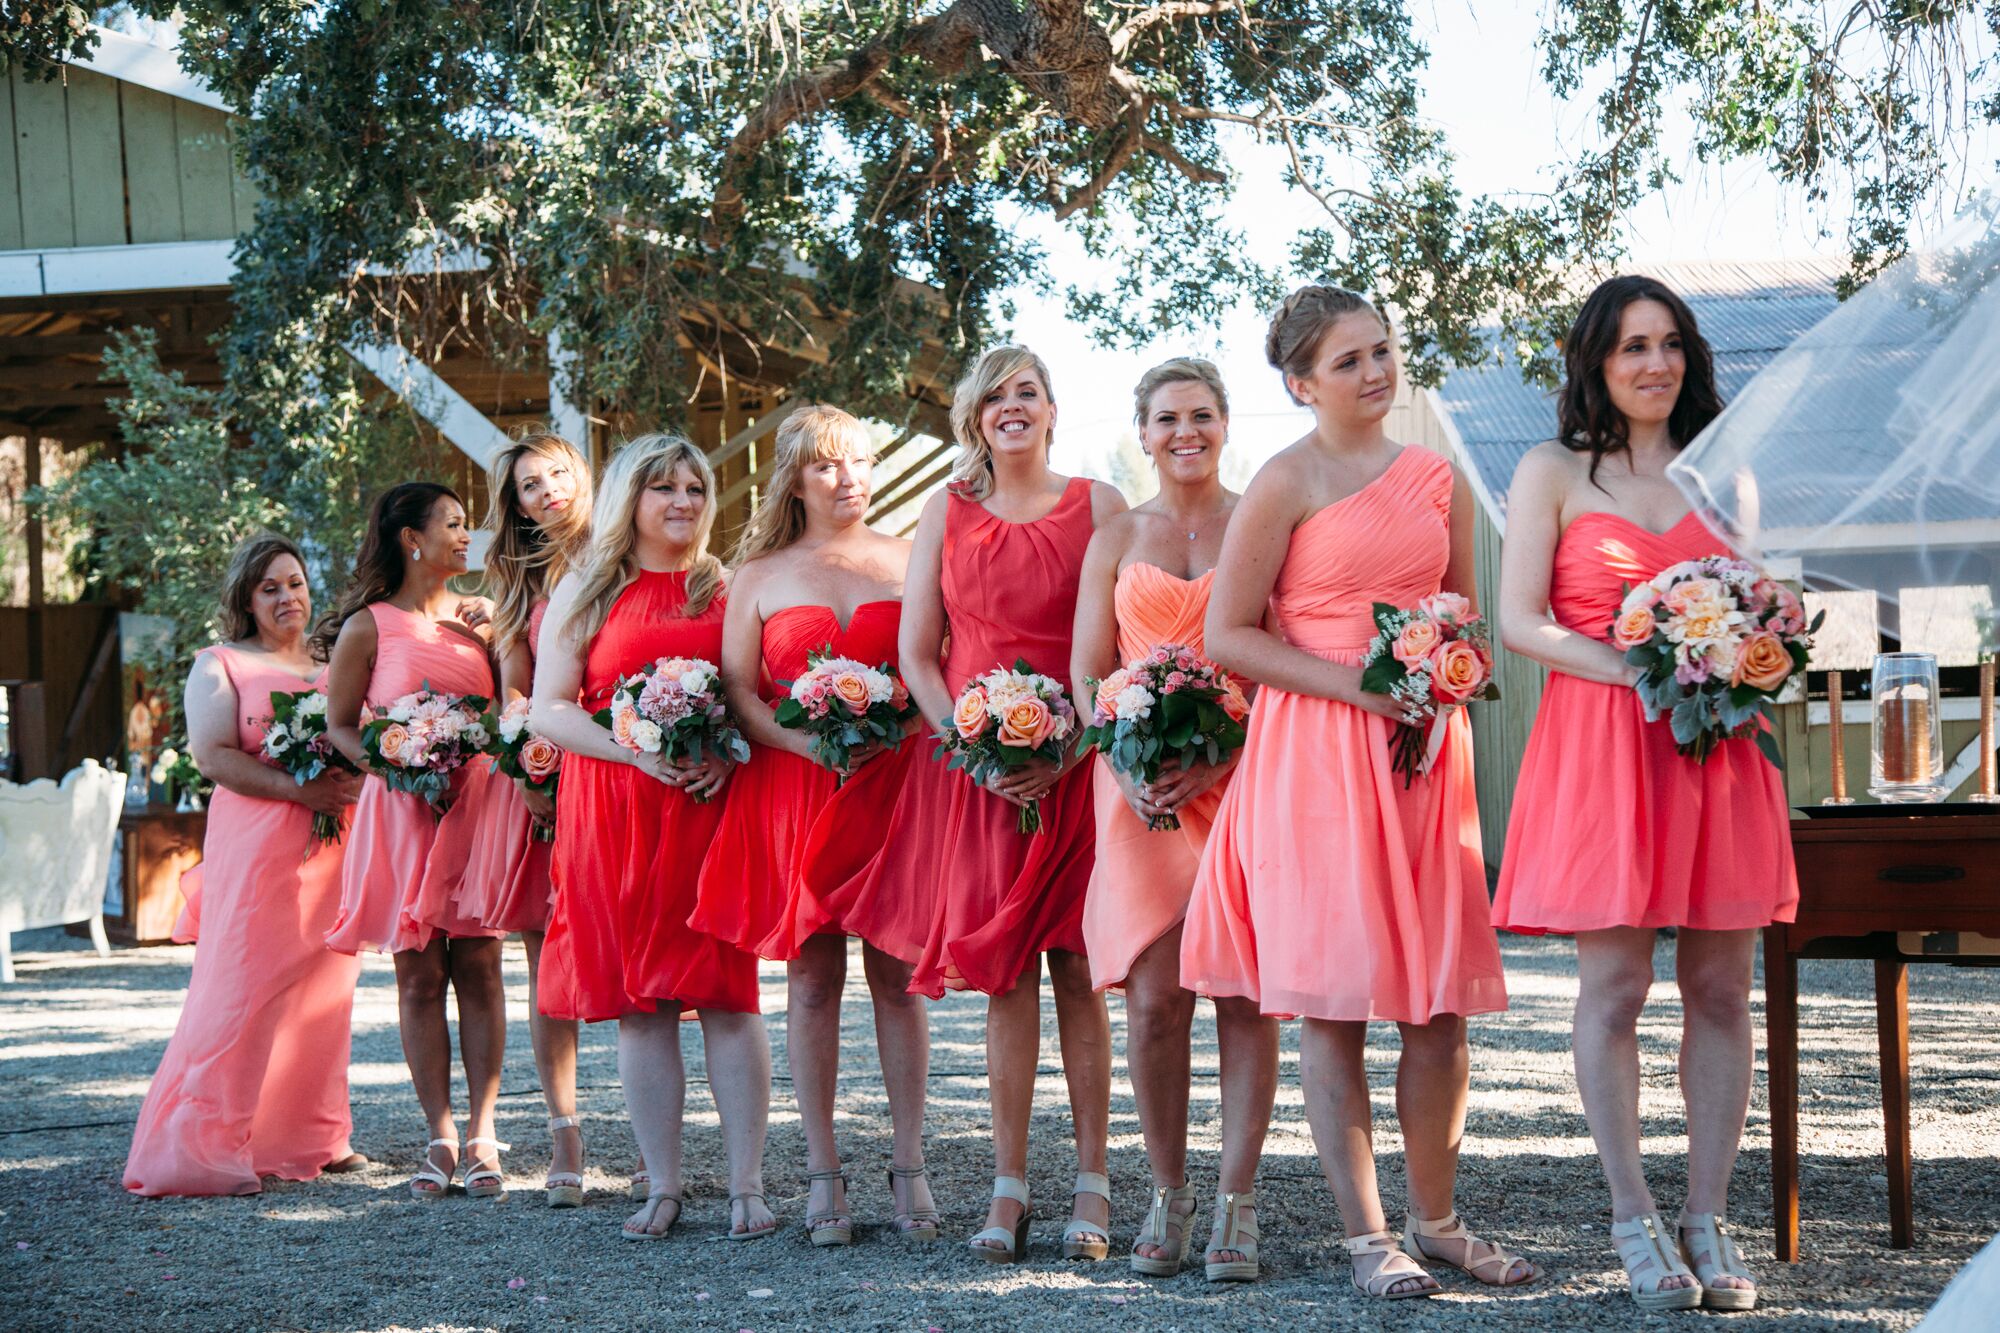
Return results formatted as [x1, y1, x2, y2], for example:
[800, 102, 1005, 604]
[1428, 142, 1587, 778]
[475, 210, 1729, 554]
[1112, 682, 1155, 720]
[462, 724, 490, 750]
[499, 712, 527, 743]
[678, 668, 711, 695]
[297, 693, 328, 716]
[629, 718, 664, 752]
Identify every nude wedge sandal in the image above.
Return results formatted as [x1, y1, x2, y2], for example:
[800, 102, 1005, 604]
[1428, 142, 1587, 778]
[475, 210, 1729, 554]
[1678, 1211, 1757, 1311]
[544, 1115, 583, 1209]
[968, 1176, 1031, 1263]
[1204, 1189, 1260, 1283]
[1130, 1180, 1198, 1277]
[1609, 1211, 1704, 1311]
[804, 1167, 853, 1248]
[1063, 1171, 1111, 1261]
[886, 1162, 941, 1242]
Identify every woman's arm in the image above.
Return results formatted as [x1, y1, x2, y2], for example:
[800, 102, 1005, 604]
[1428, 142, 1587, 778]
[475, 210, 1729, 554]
[324, 612, 379, 770]
[720, 562, 812, 760]
[1069, 520, 1125, 708]
[1444, 464, 1481, 610]
[896, 491, 954, 727]
[494, 636, 555, 823]
[1497, 446, 1636, 686]
[1202, 455, 1403, 720]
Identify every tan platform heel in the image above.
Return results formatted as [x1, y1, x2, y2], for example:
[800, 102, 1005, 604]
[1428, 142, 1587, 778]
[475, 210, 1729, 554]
[1609, 1211, 1704, 1311]
[1204, 1189, 1260, 1283]
[1130, 1180, 1198, 1277]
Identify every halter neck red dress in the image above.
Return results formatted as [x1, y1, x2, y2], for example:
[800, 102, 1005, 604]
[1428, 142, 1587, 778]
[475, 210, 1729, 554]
[1180, 448, 1507, 1023]
[456, 598, 556, 934]
[325, 603, 503, 955]
[537, 571, 761, 1021]
[690, 599, 918, 960]
[124, 646, 361, 1195]
[1490, 511, 1800, 932]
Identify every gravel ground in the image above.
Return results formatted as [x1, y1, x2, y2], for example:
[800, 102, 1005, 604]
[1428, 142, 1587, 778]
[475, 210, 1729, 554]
[1, 925, 1994, 1332]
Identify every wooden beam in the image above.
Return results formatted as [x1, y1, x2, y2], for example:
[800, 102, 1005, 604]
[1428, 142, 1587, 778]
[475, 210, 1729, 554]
[875, 458, 954, 530]
[345, 338, 511, 469]
[706, 396, 802, 473]
[868, 437, 955, 517]
[56, 609, 119, 772]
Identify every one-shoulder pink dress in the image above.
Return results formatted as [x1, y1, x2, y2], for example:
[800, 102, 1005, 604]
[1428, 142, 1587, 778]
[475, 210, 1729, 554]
[324, 603, 503, 955]
[455, 599, 557, 934]
[1180, 449, 1507, 1023]
[124, 646, 362, 1195]
[1490, 512, 1800, 932]
[1082, 564, 1235, 990]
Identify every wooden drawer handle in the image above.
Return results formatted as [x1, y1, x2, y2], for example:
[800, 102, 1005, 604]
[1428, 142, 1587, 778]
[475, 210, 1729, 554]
[1878, 864, 1966, 884]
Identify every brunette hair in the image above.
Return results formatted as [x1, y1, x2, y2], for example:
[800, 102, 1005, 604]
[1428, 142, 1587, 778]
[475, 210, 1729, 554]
[309, 482, 462, 660]
[217, 532, 309, 643]
[1133, 357, 1230, 424]
[1556, 275, 1723, 484]
[483, 429, 594, 658]
[946, 345, 1054, 500]
[559, 433, 723, 649]
[1265, 285, 1385, 405]
[731, 405, 874, 566]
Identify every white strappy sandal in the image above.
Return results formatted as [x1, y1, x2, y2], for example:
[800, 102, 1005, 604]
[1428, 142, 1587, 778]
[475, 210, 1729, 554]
[1679, 1211, 1758, 1311]
[544, 1115, 583, 1209]
[408, 1138, 457, 1201]
[1404, 1209, 1539, 1286]
[1063, 1171, 1111, 1261]
[1345, 1230, 1441, 1300]
[968, 1176, 1031, 1263]
[462, 1136, 509, 1201]
[1609, 1210, 1704, 1311]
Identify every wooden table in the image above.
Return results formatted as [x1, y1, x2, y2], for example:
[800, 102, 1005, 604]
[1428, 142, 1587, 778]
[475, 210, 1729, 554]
[108, 806, 204, 944]
[1767, 810, 2000, 1261]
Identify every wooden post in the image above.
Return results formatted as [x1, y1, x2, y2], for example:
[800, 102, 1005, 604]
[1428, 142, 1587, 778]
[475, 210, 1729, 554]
[1874, 958, 1914, 1249]
[25, 436, 45, 683]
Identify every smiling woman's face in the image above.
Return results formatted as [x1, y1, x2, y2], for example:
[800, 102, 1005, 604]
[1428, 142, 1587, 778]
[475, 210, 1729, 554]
[1141, 380, 1227, 485]
[1601, 298, 1686, 428]
[979, 368, 1055, 458]
[511, 449, 580, 529]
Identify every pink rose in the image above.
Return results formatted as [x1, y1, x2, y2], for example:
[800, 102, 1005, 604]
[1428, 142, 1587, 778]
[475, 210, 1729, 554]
[1611, 606, 1658, 650]
[952, 687, 991, 740]
[998, 697, 1054, 749]
[1392, 618, 1443, 667]
[1429, 640, 1488, 704]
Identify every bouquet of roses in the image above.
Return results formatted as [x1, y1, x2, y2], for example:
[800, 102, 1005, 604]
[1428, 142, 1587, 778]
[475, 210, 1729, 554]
[774, 647, 919, 779]
[359, 684, 492, 813]
[261, 688, 358, 851]
[1360, 591, 1500, 787]
[482, 698, 562, 841]
[1611, 556, 1818, 766]
[1077, 644, 1250, 831]
[938, 659, 1078, 834]
[594, 656, 750, 802]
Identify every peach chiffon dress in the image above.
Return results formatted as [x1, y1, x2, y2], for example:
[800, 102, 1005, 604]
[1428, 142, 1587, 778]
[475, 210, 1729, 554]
[455, 599, 556, 934]
[324, 603, 504, 955]
[1490, 512, 1800, 932]
[124, 646, 362, 1195]
[1180, 448, 1507, 1023]
[1082, 564, 1232, 990]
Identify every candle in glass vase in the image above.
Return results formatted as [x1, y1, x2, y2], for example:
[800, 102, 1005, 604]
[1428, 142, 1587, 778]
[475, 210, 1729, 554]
[1870, 652, 1944, 803]
[1878, 687, 1933, 784]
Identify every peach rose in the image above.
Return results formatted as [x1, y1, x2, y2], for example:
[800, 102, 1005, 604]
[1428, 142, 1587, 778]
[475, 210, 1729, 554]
[1422, 591, 1473, 624]
[375, 722, 412, 766]
[1219, 676, 1250, 722]
[1093, 668, 1133, 721]
[830, 671, 873, 715]
[998, 697, 1053, 748]
[1611, 606, 1657, 650]
[952, 686, 991, 740]
[520, 736, 562, 781]
[1731, 630, 1793, 692]
[1392, 618, 1443, 666]
[1429, 640, 1488, 704]
[611, 706, 638, 750]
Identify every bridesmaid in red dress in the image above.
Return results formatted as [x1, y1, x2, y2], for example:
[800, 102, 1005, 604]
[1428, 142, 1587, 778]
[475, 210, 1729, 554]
[125, 535, 364, 1195]
[320, 484, 510, 1201]
[529, 433, 771, 1242]
[1492, 277, 1796, 1312]
[1070, 358, 1270, 1277]
[824, 346, 1125, 1263]
[462, 430, 597, 1206]
[689, 405, 938, 1246]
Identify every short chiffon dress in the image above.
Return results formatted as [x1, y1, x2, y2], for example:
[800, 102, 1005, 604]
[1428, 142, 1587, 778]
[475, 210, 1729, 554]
[537, 571, 761, 1022]
[125, 646, 363, 1195]
[325, 603, 504, 955]
[1180, 448, 1508, 1023]
[689, 599, 919, 961]
[1490, 511, 1800, 932]
[805, 477, 1098, 998]
[455, 599, 556, 934]
[1081, 563, 1235, 990]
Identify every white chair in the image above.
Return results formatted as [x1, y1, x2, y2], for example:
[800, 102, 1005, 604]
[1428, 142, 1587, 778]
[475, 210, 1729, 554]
[0, 760, 124, 982]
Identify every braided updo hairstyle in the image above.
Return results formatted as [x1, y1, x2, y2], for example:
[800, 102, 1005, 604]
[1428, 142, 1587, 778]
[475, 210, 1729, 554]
[1264, 285, 1385, 404]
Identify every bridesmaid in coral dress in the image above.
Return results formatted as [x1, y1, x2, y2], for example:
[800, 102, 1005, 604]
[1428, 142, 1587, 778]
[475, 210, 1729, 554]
[831, 345, 1125, 1263]
[459, 430, 598, 1206]
[125, 535, 364, 1195]
[320, 484, 510, 1201]
[1491, 277, 1795, 1312]
[1182, 287, 1532, 1298]
[689, 404, 939, 1247]
[1071, 358, 1273, 1278]
[529, 434, 771, 1242]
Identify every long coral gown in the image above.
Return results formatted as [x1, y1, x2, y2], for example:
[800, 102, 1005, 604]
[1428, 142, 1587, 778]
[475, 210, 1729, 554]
[1180, 448, 1507, 1023]
[1082, 564, 1234, 990]
[537, 571, 761, 1021]
[124, 646, 363, 1195]
[456, 599, 556, 934]
[1490, 511, 1800, 932]
[904, 474, 1104, 984]
[689, 600, 918, 960]
[324, 603, 503, 955]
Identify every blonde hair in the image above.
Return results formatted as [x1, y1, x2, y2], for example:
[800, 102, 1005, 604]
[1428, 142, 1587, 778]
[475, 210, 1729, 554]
[945, 345, 1054, 501]
[217, 532, 309, 642]
[1265, 285, 1385, 405]
[731, 405, 874, 566]
[1133, 357, 1230, 424]
[483, 429, 594, 658]
[559, 433, 724, 649]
